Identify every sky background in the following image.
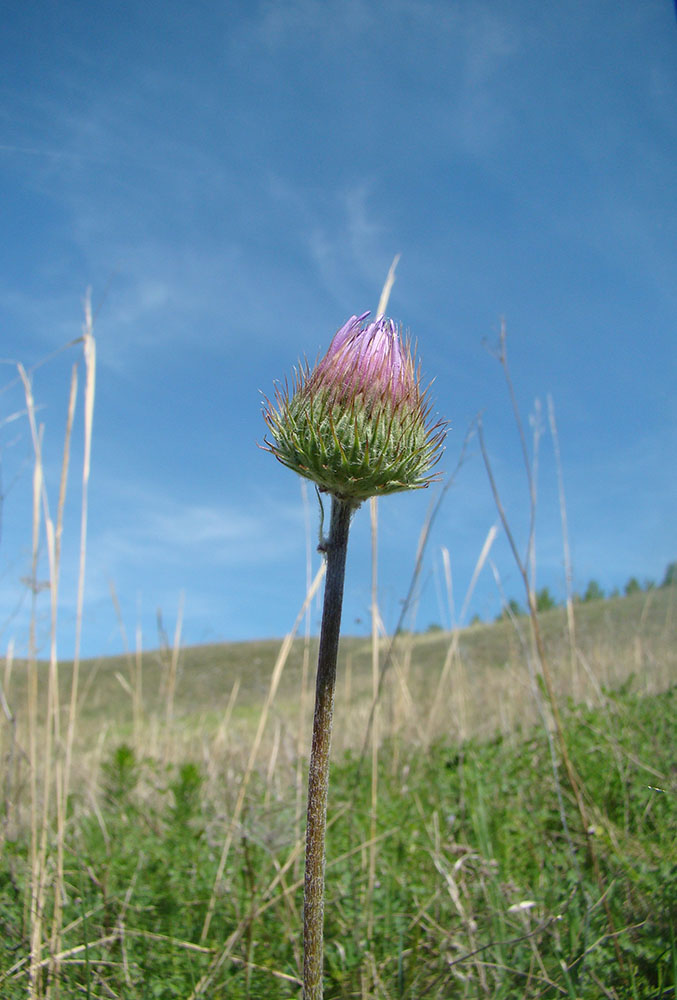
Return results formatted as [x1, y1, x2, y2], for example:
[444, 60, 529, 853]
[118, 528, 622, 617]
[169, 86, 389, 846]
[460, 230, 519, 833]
[1, 0, 676, 661]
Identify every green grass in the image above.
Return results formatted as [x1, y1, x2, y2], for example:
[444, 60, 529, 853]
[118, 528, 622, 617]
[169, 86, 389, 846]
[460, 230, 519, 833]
[2, 588, 675, 997]
[1, 684, 675, 996]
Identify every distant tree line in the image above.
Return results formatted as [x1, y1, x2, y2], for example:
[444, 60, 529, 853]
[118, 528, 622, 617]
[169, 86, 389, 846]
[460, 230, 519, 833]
[419, 561, 676, 632]
[495, 560, 676, 621]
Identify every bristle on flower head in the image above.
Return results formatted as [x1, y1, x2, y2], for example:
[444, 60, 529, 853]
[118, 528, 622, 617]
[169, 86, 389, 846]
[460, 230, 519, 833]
[262, 312, 446, 504]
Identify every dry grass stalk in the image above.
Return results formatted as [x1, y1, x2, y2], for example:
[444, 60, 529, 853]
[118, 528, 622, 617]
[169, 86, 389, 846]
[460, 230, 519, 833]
[134, 615, 144, 742]
[19, 363, 59, 996]
[362, 257, 400, 971]
[442, 545, 468, 741]
[360, 424, 474, 757]
[376, 253, 400, 318]
[64, 296, 96, 802]
[547, 393, 578, 698]
[427, 526, 497, 742]
[47, 362, 78, 980]
[480, 321, 624, 968]
[200, 560, 326, 943]
[212, 675, 241, 761]
[11, 306, 97, 997]
[391, 639, 425, 745]
[1, 641, 17, 852]
[163, 592, 185, 764]
[108, 580, 146, 744]
[295, 479, 314, 879]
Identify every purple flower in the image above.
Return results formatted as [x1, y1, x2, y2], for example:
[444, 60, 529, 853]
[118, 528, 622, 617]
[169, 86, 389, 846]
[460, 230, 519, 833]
[263, 312, 446, 503]
[311, 313, 414, 407]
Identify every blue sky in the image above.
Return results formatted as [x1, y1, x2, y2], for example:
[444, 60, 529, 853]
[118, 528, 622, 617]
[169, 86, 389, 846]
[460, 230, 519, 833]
[1, 0, 676, 660]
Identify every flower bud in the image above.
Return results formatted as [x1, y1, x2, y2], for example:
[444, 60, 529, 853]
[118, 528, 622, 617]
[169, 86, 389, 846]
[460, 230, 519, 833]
[262, 312, 446, 503]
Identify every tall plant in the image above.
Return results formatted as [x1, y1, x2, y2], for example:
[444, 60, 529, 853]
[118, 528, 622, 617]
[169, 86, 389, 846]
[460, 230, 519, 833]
[263, 311, 445, 998]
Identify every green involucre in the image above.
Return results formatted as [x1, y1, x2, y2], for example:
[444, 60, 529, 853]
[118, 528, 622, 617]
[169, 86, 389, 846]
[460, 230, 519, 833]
[264, 384, 443, 502]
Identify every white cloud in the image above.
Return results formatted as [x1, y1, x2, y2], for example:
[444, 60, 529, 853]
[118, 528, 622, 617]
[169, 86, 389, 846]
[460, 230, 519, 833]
[88, 476, 306, 571]
[250, 0, 375, 50]
[148, 502, 266, 551]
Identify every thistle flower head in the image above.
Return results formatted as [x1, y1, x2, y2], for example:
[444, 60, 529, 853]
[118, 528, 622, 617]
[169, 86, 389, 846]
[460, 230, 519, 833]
[262, 312, 446, 503]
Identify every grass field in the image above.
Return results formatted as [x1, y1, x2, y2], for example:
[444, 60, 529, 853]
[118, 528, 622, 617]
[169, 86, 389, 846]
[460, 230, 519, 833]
[1, 586, 675, 998]
[3, 324, 675, 997]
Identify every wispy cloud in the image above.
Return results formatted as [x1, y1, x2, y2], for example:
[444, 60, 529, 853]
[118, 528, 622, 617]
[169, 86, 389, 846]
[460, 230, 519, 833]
[145, 502, 273, 558]
[87, 472, 307, 573]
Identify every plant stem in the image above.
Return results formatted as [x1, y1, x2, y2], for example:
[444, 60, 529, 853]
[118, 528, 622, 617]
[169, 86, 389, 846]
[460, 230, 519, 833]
[303, 494, 353, 1000]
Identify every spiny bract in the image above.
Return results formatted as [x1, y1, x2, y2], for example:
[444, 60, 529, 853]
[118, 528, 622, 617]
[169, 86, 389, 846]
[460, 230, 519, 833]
[262, 312, 446, 503]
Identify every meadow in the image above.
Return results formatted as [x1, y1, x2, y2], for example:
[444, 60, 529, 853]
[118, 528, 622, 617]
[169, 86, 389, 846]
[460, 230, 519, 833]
[2, 321, 675, 998]
[1, 586, 675, 998]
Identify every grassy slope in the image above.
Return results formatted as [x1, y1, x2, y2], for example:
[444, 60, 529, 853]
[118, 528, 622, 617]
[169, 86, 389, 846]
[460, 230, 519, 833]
[1, 588, 675, 998]
[9, 587, 676, 747]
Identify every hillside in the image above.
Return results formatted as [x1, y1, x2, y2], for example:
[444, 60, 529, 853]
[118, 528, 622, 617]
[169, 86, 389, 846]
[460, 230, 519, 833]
[8, 586, 675, 763]
[1, 587, 675, 999]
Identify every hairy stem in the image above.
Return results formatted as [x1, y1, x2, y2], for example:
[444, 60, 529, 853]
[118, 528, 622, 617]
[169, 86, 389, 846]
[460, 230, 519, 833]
[303, 494, 353, 1000]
